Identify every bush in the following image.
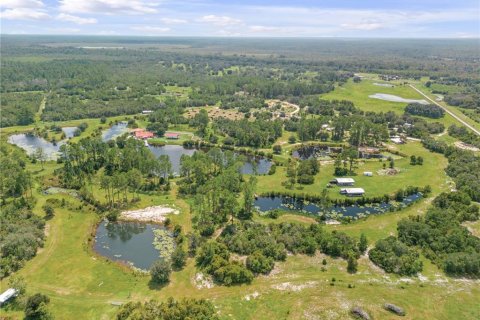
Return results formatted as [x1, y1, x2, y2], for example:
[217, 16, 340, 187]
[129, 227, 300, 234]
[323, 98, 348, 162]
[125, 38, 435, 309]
[213, 262, 254, 285]
[171, 247, 187, 270]
[246, 251, 275, 274]
[25, 293, 52, 320]
[150, 259, 171, 284]
[273, 145, 282, 154]
[42, 204, 54, 219]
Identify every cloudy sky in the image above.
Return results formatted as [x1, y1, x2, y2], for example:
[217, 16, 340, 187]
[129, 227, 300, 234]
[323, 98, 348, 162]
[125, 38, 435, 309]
[1, 0, 479, 37]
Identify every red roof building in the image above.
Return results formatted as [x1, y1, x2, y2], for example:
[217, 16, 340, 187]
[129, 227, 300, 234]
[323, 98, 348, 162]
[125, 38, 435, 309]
[165, 132, 180, 139]
[134, 129, 154, 139]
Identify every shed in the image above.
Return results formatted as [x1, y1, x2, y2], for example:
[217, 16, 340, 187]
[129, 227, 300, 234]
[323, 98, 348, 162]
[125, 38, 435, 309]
[333, 178, 355, 186]
[0, 288, 18, 305]
[340, 188, 365, 197]
[363, 172, 373, 177]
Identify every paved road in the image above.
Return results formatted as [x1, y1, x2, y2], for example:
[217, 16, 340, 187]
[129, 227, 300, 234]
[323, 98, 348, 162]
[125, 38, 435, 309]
[409, 84, 480, 136]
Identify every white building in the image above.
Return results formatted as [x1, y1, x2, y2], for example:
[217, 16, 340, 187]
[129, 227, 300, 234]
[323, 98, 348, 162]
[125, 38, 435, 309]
[333, 178, 355, 186]
[363, 172, 373, 177]
[340, 188, 365, 197]
[0, 288, 18, 305]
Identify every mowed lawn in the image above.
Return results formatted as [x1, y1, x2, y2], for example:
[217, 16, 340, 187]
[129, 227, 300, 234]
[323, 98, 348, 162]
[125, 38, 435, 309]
[256, 141, 450, 200]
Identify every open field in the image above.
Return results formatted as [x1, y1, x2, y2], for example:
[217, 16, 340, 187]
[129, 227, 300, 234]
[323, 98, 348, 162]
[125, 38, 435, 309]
[184, 106, 245, 120]
[257, 141, 450, 200]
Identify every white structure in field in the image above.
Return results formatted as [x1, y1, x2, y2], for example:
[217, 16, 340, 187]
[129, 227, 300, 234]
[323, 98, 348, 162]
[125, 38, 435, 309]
[340, 188, 365, 197]
[333, 178, 355, 186]
[0, 288, 18, 305]
[363, 172, 373, 177]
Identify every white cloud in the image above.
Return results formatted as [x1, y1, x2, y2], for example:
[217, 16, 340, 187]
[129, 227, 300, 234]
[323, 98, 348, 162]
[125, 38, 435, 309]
[130, 26, 171, 34]
[57, 13, 97, 25]
[0, 0, 44, 8]
[341, 22, 383, 31]
[59, 0, 159, 15]
[160, 17, 187, 24]
[1, 7, 48, 19]
[199, 15, 242, 26]
[249, 25, 281, 33]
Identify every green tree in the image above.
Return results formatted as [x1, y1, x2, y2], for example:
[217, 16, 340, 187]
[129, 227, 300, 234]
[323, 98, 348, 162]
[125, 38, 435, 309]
[359, 233, 368, 254]
[171, 247, 187, 270]
[25, 293, 52, 320]
[347, 254, 358, 273]
[150, 259, 171, 284]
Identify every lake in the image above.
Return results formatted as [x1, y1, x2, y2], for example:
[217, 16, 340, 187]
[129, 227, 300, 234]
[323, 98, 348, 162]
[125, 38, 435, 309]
[94, 221, 172, 270]
[7, 134, 64, 160]
[148, 145, 272, 175]
[254, 193, 422, 218]
[102, 122, 129, 141]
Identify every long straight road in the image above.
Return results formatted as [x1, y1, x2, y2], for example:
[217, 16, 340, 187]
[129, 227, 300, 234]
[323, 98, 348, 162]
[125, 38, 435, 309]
[409, 84, 480, 136]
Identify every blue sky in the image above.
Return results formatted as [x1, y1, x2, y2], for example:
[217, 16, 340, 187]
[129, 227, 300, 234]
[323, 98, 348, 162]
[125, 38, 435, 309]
[1, 0, 479, 37]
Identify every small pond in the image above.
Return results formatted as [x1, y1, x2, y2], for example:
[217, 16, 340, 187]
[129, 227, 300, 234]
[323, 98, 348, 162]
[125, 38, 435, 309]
[94, 221, 173, 270]
[368, 93, 428, 105]
[102, 122, 129, 142]
[254, 193, 422, 219]
[62, 127, 78, 139]
[8, 134, 64, 160]
[148, 145, 272, 175]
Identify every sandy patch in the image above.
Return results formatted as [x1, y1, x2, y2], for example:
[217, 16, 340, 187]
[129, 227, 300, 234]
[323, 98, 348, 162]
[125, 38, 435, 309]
[454, 141, 479, 152]
[193, 273, 214, 289]
[244, 291, 260, 301]
[272, 281, 317, 292]
[120, 205, 178, 223]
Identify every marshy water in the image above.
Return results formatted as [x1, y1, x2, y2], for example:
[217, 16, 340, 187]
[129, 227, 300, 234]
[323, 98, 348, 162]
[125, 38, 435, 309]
[7, 133, 65, 160]
[254, 193, 422, 219]
[101, 122, 129, 142]
[94, 221, 173, 270]
[62, 127, 78, 139]
[369, 93, 429, 105]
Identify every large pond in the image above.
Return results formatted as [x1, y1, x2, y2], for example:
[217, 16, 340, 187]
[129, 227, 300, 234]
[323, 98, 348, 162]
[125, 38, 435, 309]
[7, 134, 65, 160]
[254, 193, 422, 219]
[102, 122, 129, 142]
[94, 221, 173, 270]
[148, 145, 272, 175]
[368, 93, 428, 105]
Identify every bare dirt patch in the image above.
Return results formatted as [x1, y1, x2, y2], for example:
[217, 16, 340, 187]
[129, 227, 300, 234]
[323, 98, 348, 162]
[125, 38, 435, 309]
[120, 206, 178, 223]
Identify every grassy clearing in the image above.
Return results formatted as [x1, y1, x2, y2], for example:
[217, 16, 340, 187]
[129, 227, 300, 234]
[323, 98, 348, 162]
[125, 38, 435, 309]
[184, 106, 245, 121]
[322, 79, 458, 128]
[257, 141, 450, 200]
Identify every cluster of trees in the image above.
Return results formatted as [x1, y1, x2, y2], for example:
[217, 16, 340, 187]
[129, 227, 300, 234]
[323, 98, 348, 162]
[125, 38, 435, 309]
[285, 158, 320, 186]
[448, 125, 480, 148]
[213, 118, 283, 148]
[369, 236, 423, 275]
[0, 92, 42, 127]
[405, 103, 445, 118]
[0, 148, 32, 201]
[409, 155, 424, 165]
[397, 192, 480, 276]
[116, 298, 218, 320]
[1, 202, 45, 278]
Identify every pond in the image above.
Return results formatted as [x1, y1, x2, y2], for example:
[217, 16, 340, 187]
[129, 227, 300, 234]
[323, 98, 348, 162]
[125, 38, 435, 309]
[7, 134, 64, 160]
[148, 145, 272, 175]
[254, 193, 422, 219]
[102, 122, 129, 142]
[368, 93, 428, 105]
[62, 127, 78, 139]
[94, 221, 173, 270]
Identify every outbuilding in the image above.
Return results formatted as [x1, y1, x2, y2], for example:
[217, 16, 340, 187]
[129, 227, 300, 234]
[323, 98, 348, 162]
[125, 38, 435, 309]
[0, 288, 18, 306]
[340, 188, 365, 197]
[363, 172, 373, 177]
[332, 178, 355, 186]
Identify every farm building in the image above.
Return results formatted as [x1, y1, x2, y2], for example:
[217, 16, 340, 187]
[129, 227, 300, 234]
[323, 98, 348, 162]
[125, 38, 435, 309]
[363, 171, 373, 177]
[332, 178, 355, 186]
[340, 188, 365, 197]
[165, 132, 180, 139]
[358, 147, 383, 159]
[141, 110, 153, 115]
[132, 129, 154, 140]
[0, 288, 17, 306]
